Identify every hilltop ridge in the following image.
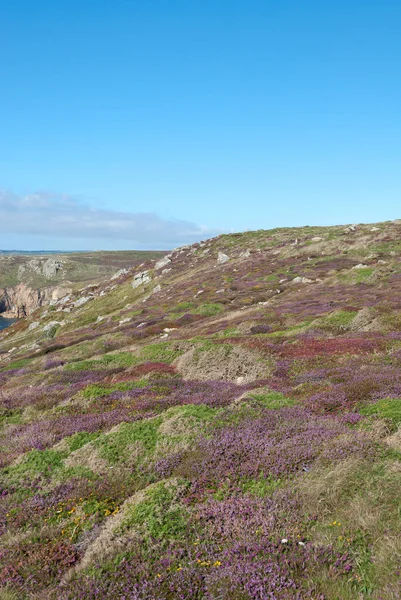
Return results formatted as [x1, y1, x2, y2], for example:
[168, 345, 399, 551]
[1, 220, 401, 599]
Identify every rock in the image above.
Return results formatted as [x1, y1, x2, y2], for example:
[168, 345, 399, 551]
[132, 270, 152, 289]
[43, 320, 61, 332]
[152, 284, 162, 294]
[217, 252, 230, 264]
[111, 268, 129, 281]
[0, 283, 50, 318]
[28, 321, 40, 331]
[215, 289, 225, 294]
[155, 256, 172, 270]
[96, 316, 105, 323]
[74, 296, 92, 308]
[236, 376, 245, 384]
[239, 249, 251, 259]
[377, 260, 387, 264]
[292, 276, 313, 284]
[42, 258, 63, 279]
[370, 227, 380, 232]
[162, 268, 172, 275]
[352, 264, 368, 270]
[311, 236, 323, 242]
[119, 317, 132, 325]
[163, 328, 177, 333]
[345, 224, 357, 232]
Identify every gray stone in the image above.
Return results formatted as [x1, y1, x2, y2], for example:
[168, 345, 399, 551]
[43, 320, 61, 332]
[155, 256, 172, 270]
[74, 296, 92, 308]
[292, 276, 313, 284]
[217, 251, 230, 264]
[132, 270, 152, 289]
[111, 268, 129, 280]
[42, 258, 63, 279]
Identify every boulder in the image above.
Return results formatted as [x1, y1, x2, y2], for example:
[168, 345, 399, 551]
[292, 276, 313, 284]
[217, 252, 230, 264]
[132, 271, 152, 289]
[111, 268, 129, 281]
[155, 256, 172, 270]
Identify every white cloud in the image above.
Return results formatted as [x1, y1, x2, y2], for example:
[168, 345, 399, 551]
[0, 189, 220, 247]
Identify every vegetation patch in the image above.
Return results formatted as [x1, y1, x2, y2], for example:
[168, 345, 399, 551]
[360, 398, 401, 430]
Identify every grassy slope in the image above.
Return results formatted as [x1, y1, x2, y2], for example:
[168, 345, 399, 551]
[0, 222, 401, 599]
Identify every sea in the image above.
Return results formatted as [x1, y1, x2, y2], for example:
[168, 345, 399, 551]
[0, 317, 17, 331]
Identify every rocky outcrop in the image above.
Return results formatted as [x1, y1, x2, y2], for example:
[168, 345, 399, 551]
[17, 258, 64, 280]
[0, 283, 71, 318]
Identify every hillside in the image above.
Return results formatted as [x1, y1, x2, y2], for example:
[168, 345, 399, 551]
[1, 221, 401, 599]
[0, 250, 165, 317]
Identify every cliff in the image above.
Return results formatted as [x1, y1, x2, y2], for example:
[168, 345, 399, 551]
[0, 250, 165, 317]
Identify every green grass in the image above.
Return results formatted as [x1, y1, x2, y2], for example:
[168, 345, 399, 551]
[5, 448, 66, 481]
[171, 301, 195, 313]
[65, 352, 139, 371]
[339, 268, 374, 284]
[360, 398, 401, 429]
[119, 479, 189, 541]
[67, 431, 101, 452]
[246, 390, 297, 409]
[194, 302, 225, 317]
[317, 310, 358, 332]
[138, 342, 184, 364]
[95, 417, 163, 464]
[240, 473, 283, 497]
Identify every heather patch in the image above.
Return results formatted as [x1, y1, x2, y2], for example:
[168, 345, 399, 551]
[3, 222, 401, 598]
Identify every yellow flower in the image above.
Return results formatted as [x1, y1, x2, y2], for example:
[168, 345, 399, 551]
[213, 561, 222, 567]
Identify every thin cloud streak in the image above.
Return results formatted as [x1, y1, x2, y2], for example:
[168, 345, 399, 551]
[0, 190, 221, 246]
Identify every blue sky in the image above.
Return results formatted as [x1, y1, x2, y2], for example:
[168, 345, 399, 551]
[0, 0, 400, 250]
